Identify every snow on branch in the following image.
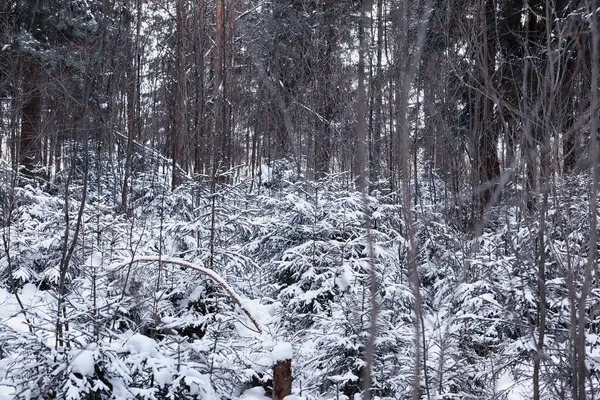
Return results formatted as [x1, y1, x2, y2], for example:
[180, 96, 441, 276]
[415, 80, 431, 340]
[110, 256, 263, 334]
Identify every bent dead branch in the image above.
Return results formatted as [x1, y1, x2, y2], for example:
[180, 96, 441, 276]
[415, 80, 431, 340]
[110, 255, 263, 334]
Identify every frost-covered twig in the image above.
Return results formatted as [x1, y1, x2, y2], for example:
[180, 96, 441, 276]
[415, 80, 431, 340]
[110, 256, 263, 334]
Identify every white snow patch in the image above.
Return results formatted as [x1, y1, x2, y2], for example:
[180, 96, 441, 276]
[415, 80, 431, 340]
[126, 334, 157, 356]
[178, 368, 217, 399]
[335, 265, 353, 291]
[71, 350, 95, 377]
[0, 285, 50, 333]
[20, 283, 39, 303]
[153, 368, 173, 388]
[283, 396, 303, 400]
[256, 355, 274, 368]
[241, 299, 273, 325]
[0, 288, 12, 318]
[259, 164, 272, 183]
[495, 370, 529, 399]
[189, 285, 205, 302]
[329, 371, 359, 384]
[236, 298, 272, 337]
[272, 342, 293, 362]
[240, 387, 270, 400]
[85, 251, 103, 268]
[0, 385, 14, 400]
[3, 316, 27, 332]
[43, 264, 61, 283]
[495, 371, 513, 393]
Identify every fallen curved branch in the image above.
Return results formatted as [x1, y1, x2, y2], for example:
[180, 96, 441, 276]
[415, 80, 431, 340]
[110, 256, 263, 334]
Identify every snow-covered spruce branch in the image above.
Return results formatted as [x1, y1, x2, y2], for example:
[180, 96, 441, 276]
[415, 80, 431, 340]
[110, 256, 263, 334]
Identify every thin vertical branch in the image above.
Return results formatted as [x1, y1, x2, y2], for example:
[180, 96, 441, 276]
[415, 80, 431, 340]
[578, 0, 599, 397]
[356, 2, 379, 400]
[395, 0, 433, 398]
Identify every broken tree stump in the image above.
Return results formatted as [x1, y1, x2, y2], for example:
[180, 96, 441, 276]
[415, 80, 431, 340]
[272, 358, 292, 400]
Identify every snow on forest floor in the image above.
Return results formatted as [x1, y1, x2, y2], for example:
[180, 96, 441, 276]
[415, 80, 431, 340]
[0, 284, 50, 333]
[495, 370, 531, 399]
[0, 386, 14, 400]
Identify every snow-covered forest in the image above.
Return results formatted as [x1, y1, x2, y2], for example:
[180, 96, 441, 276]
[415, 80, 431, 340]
[1, 0, 600, 399]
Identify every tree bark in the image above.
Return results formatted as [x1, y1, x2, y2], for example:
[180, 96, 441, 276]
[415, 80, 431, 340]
[578, 1, 599, 398]
[19, 62, 42, 178]
[121, 0, 142, 209]
[272, 359, 292, 400]
[212, 0, 234, 179]
[172, 0, 188, 188]
[314, 1, 336, 180]
[474, 0, 500, 211]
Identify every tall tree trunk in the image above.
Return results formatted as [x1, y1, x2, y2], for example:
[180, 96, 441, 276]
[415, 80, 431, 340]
[121, 0, 142, 210]
[475, 0, 500, 212]
[19, 62, 42, 178]
[578, 2, 599, 398]
[193, 0, 208, 176]
[214, 0, 225, 177]
[223, 0, 234, 172]
[356, 5, 379, 400]
[562, 58, 578, 173]
[356, 0, 368, 193]
[314, 1, 336, 180]
[212, 0, 234, 179]
[172, 0, 188, 188]
[368, 0, 384, 187]
[393, 0, 433, 397]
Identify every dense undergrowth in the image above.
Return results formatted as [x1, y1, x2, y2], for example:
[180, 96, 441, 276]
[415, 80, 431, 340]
[0, 153, 599, 399]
